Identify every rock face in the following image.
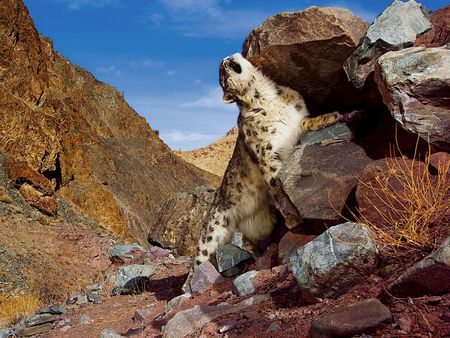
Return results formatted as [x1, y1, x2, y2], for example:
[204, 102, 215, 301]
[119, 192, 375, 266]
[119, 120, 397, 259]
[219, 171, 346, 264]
[148, 186, 215, 256]
[290, 222, 378, 299]
[375, 47, 450, 150]
[278, 123, 373, 223]
[243, 7, 369, 113]
[114, 264, 155, 295]
[0, 0, 211, 244]
[190, 261, 225, 294]
[388, 236, 450, 297]
[344, 0, 432, 90]
[415, 5, 450, 47]
[309, 299, 392, 338]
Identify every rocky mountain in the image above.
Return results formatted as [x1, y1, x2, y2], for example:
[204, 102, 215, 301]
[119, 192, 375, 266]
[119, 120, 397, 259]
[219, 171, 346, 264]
[0, 0, 215, 244]
[175, 127, 237, 179]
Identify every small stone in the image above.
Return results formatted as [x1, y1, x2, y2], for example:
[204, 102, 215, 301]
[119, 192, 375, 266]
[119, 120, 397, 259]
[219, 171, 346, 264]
[388, 236, 450, 297]
[99, 327, 125, 338]
[79, 314, 93, 325]
[216, 244, 252, 273]
[75, 294, 88, 305]
[230, 232, 245, 249]
[309, 298, 392, 338]
[114, 264, 155, 295]
[17, 313, 60, 328]
[232, 270, 257, 296]
[85, 283, 100, 292]
[164, 293, 191, 314]
[267, 322, 278, 332]
[0, 329, 14, 338]
[108, 243, 146, 264]
[218, 320, 237, 334]
[134, 308, 156, 321]
[60, 325, 71, 333]
[398, 315, 414, 333]
[0, 187, 12, 204]
[37, 304, 66, 315]
[9, 204, 22, 213]
[15, 323, 55, 337]
[87, 291, 102, 304]
[190, 261, 225, 294]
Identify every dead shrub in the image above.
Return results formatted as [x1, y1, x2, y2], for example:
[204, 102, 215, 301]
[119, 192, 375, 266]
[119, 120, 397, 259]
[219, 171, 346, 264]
[0, 293, 41, 326]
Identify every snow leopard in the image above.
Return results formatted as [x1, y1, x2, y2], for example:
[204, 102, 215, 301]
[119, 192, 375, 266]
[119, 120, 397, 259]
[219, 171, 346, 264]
[185, 53, 342, 291]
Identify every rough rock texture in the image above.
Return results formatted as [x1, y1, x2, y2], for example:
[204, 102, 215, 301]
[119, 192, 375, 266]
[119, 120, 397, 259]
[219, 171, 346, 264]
[278, 123, 373, 223]
[309, 299, 392, 338]
[99, 328, 125, 338]
[388, 236, 450, 297]
[345, 0, 432, 89]
[243, 6, 369, 113]
[114, 264, 155, 295]
[0, 0, 212, 244]
[375, 47, 450, 150]
[232, 270, 258, 296]
[415, 5, 450, 47]
[163, 295, 269, 338]
[18, 183, 57, 215]
[190, 261, 225, 294]
[278, 231, 317, 263]
[14, 313, 60, 337]
[148, 186, 215, 256]
[216, 244, 252, 273]
[290, 222, 378, 299]
[108, 243, 146, 265]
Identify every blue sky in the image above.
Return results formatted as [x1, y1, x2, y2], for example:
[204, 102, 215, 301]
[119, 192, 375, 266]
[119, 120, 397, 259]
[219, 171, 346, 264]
[24, 0, 447, 150]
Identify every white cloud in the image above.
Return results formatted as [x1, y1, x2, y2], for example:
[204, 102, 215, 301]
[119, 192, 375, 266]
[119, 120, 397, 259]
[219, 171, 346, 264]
[324, 1, 377, 23]
[167, 70, 177, 76]
[97, 65, 121, 75]
[58, 0, 120, 10]
[161, 130, 220, 144]
[128, 59, 165, 69]
[181, 86, 233, 110]
[154, 0, 269, 39]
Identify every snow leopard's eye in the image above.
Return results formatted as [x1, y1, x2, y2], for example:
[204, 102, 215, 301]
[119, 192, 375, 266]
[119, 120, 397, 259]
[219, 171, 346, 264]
[229, 60, 242, 74]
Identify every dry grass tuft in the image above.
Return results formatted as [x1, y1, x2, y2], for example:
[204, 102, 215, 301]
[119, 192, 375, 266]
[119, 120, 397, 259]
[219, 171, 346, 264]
[0, 293, 41, 326]
[355, 142, 449, 257]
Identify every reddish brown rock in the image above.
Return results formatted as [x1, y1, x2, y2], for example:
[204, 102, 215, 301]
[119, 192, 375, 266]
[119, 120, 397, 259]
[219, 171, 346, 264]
[278, 231, 316, 263]
[429, 152, 450, 173]
[0, 0, 213, 243]
[3, 157, 54, 195]
[255, 244, 278, 270]
[415, 5, 450, 47]
[309, 298, 392, 338]
[243, 7, 369, 113]
[18, 183, 58, 216]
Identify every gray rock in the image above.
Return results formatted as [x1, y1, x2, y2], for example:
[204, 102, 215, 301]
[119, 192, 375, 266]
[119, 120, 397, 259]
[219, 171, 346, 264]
[230, 232, 245, 250]
[99, 327, 125, 338]
[375, 47, 450, 150]
[75, 294, 88, 305]
[85, 283, 100, 292]
[114, 264, 155, 295]
[87, 291, 102, 304]
[232, 270, 257, 296]
[345, 0, 432, 89]
[15, 313, 60, 337]
[388, 236, 450, 297]
[163, 295, 268, 338]
[216, 244, 252, 273]
[79, 315, 93, 325]
[148, 186, 215, 256]
[134, 308, 156, 321]
[278, 123, 372, 223]
[164, 293, 191, 315]
[290, 222, 378, 299]
[0, 329, 14, 338]
[36, 304, 66, 315]
[15, 323, 55, 337]
[309, 298, 392, 338]
[190, 261, 225, 294]
[108, 243, 146, 264]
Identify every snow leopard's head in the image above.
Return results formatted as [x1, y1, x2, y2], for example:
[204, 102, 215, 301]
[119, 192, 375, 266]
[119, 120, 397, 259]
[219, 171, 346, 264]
[219, 53, 256, 104]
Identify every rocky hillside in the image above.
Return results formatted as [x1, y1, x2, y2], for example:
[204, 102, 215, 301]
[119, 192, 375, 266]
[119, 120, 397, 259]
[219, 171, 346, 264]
[0, 0, 215, 244]
[175, 127, 237, 179]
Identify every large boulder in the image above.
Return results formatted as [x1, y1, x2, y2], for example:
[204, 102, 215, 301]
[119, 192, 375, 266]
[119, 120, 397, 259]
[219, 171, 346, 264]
[415, 5, 450, 47]
[375, 47, 450, 150]
[290, 222, 378, 299]
[344, 0, 432, 90]
[243, 7, 369, 113]
[277, 123, 373, 224]
[148, 186, 215, 256]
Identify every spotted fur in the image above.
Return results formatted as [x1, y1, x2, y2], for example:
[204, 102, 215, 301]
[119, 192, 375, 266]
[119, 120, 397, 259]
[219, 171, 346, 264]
[183, 53, 341, 292]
